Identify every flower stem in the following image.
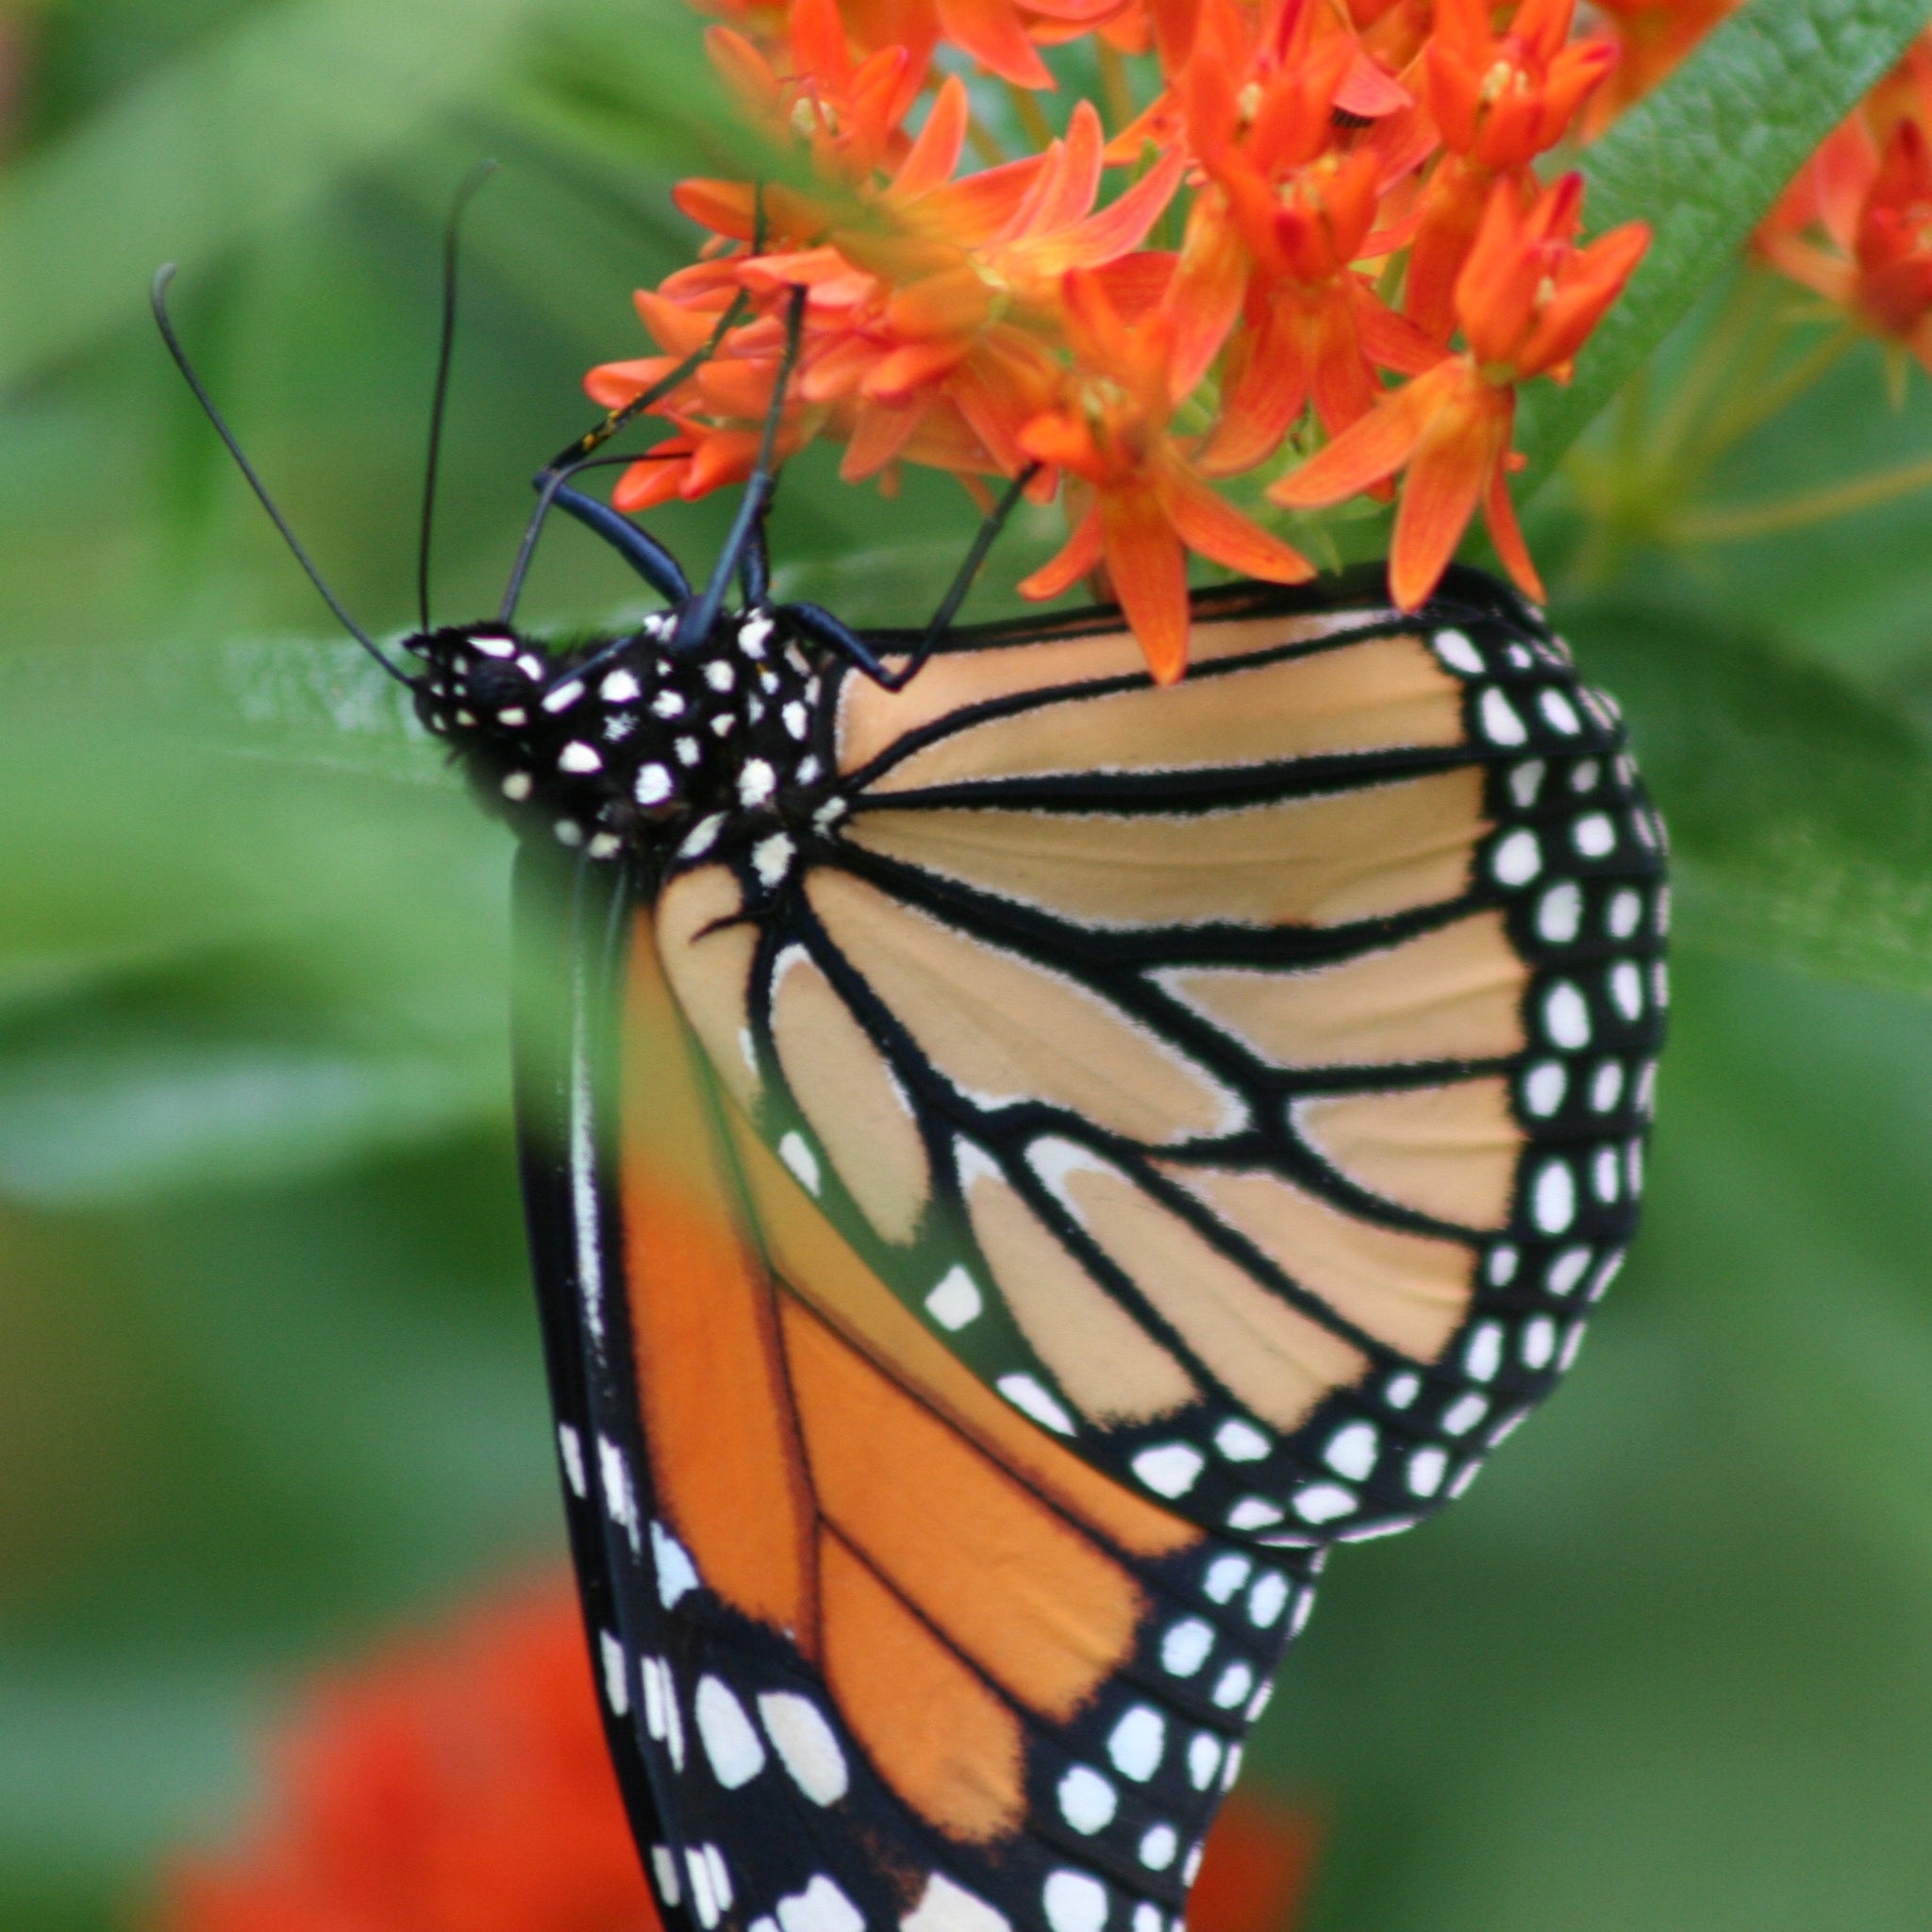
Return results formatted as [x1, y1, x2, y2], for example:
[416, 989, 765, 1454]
[1006, 82, 1056, 153]
[1689, 321, 1859, 470]
[1096, 41, 1135, 136]
[1674, 451, 1932, 541]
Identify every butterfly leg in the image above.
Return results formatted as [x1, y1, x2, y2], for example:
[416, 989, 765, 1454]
[673, 285, 808, 654]
[780, 464, 1039, 691]
[552, 484, 692, 603]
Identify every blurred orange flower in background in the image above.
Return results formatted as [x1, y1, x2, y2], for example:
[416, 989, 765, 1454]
[154, 1577, 1323, 1932]
[1759, 36, 1932, 375]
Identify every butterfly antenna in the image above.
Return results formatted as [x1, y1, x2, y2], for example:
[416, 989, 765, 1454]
[152, 265, 413, 688]
[674, 281, 807, 652]
[419, 159, 500, 635]
[539, 185, 769, 481]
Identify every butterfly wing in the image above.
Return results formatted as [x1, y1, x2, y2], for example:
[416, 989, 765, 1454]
[516, 843, 1317, 1932]
[520, 565, 1665, 1932]
[660, 565, 1666, 1546]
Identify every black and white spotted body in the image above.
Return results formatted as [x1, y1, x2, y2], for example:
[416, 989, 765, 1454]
[409, 608, 826, 874]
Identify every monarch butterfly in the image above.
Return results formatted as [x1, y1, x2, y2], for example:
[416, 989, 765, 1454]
[158, 258, 1665, 1932]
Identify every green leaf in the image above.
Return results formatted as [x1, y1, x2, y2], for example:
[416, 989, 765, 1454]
[0, 0, 725, 391]
[1569, 597, 1932, 993]
[1516, 0, 1932, 492]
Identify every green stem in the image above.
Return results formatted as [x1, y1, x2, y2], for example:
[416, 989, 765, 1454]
[1674, 451, 1932, 541]
[1096, 40, 1136, 136]
[1689, 322, 1860, 472]
[1647, 271, 1777, 472]
[966, 117, 1008, 166]
[1006, 81, 1056, 153]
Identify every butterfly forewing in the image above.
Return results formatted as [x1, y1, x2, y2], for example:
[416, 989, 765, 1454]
[658, 570, 1665, 1549]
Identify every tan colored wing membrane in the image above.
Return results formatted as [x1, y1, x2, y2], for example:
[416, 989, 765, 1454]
[1159, 1164, 1474, 1361]
[1160, 911, 1527, 1068]
[959, 1147, 1199, 1425]
[836, 609, 1387, 778]
[1038, 1143, 1367, 1429]
[864, 635, 1461, 794]
[771, 945, 931, 1244]
[1293, 1080, 1522, 1228]
[807, 869, 1244, 1141]
[846, 768, 1488, 931]
[656, 866, 761, 1118]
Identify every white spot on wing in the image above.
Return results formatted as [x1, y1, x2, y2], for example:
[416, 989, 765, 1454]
[996, 1374, 1075, 1435]
[780, 1132, 822, 1194]
[901, 1874, 1010, 1932]
[558, 1424, 586, 1497]
[599, 1631, 629, 1715]
[597, 1436, 641, 1551]
[925, 1266, 984, 1330]
[652, 1846, 682, 1906]
[1042, 1871, 1108, 1932]
[651, 1519, 700, 1607]
[758, 1690, 850, 1805]
[1058, 1764, 1117, 1832]
[1131, 1442, 1205, 1497]
[777, 1875, 866, 1932]
[696, 1674, 768, 1788]
[1160, 1618, 1213, 1675]
[1108, 1705, 1165, 1780]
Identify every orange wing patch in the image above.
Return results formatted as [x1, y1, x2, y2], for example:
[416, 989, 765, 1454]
[622, 922, 816, 1645]
[1034, 1141, 1368, 1430]
[1159, 1163, 1474, 1361]
[1158, 911, 1527, 1069]
[623, 906, 1205, 1850]
[771, 941, 932, 1244]
[820, 1529, 1026, 1844]
[784, 1292, 1145, 1722]
[808, 868, 1245, 1141]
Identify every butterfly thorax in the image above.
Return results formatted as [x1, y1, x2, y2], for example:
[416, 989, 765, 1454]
[408, 608, 826, 872]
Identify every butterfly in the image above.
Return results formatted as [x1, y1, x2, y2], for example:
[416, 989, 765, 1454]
[157, 263, 1666, 1932]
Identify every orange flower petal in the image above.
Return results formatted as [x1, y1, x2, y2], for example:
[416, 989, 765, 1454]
[1388, 378, 1509, 609]
[1199, 308, 1310, 475]
[1019, 502, 1106, 598]
[1161, 460, 1314, 583]
[1268, 358, 1457, 508]
[1164, 197, 1250, 399]
[934, 0, 1056, 88]
[893, 74, 971, 200]
[1102, 485, 1191, 683]
[614, 448, 695, 513]
[1481, 417, 1544, 603]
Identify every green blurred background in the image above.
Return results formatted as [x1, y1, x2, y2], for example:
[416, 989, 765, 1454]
[7, 3, 1932, 1928]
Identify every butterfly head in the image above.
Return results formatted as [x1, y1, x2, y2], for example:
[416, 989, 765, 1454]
[407, 609, 825, 863]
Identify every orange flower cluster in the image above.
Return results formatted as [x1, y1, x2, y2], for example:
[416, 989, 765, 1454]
[154, 1574, 1322, 1932]
[1759, 32, 1932, 373]
[589, 0, 1651, 675]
